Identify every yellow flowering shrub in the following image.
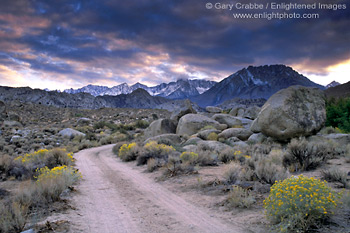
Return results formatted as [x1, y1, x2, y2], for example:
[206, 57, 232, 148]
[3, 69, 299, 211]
[180, 152, 199, 163]
[118, 142, 139, 161]
[137, 141, 176, 165]
[144, 141, 175, 154]
[14, 148, 74, 173]
[35, 165, 81, 202]
[14, 149, 49, 164]
[264, 175, 341, 232]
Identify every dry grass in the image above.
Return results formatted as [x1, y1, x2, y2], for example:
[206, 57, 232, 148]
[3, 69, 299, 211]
[226, 186, 255, 209]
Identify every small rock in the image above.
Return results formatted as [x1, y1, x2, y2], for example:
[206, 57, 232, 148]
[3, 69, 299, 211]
[58, 128, 86, 138]
[205, 106, 222, 113]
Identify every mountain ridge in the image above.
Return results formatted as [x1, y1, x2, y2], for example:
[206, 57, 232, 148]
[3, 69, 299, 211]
[191, 64, 325, 107]
[64, 79, 217, 99]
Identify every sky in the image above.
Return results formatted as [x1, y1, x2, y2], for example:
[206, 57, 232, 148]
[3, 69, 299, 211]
[0, 0, 349, 90]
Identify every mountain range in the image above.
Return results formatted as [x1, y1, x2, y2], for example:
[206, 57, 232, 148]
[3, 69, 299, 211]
[64, 79, 217, 99]
[0, 64, 327, 109]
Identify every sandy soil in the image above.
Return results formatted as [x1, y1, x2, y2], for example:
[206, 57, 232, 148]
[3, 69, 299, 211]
[64, 145, 245, 233]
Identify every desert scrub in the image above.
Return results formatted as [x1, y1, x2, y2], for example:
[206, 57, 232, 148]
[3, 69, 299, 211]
[137, 141, 176, 165]
[0, 201, 28, 233]
[180, 152, 199, 164]
[207, 132, 218, 141]
[13, 148, 74, 177]
[118, 143, 140, 162]
[321, 168, 349, 189]
[283, 138, 329, 172]
[34, 165, 81, 203]
[264, 175, 341, 233]
[226, 186, 255, 209]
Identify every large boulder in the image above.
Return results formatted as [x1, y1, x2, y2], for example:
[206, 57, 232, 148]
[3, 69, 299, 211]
[243, 106, 261, 120]
[144, 119, 176, 139]
[218, 128, 253, 141]
[144, 133, 182, 145]
[251, 86, 326, 141]
[211, 114, 242, 127]
[197, 140, 231, 152]
[205, 106, 222, 113]
[176, 114, 220, 136]
[229, 105, 245, 117]
[170, 99, 197, 122]
[58, 128, 86, 138]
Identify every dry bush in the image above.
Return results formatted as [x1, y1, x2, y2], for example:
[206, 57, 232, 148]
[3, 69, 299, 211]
[162, 156, 196, 178]
[223, 162, 243, 184]
[0, 201, 28, 233]
[207, 132, 218, 141]
[137, 141, 176, 166]
[226, 186, 255, 209]
[321, 168, 349, 188]
[219, 148, 236, 163]
[193, 150, 218, 166]
[254, 158, 289, 185]
[0, 154, 13, 175]
[283, 138, 329, 172]
[45, 148, 74, 168]
[147, 158, 158, 172]
[345, 145, 350, 163]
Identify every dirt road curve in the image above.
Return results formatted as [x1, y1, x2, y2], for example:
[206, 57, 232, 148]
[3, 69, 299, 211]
[67, 145, 244, 233]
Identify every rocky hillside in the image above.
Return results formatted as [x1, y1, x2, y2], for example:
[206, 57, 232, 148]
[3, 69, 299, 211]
[0, 86, 169, 109]
[64, 79, 216, 99]
[191, 65, 325, 107]
[325, 81, 350, 98]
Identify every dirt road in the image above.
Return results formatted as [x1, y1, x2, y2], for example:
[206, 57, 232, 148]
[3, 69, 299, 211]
[66, 145, 244, 233]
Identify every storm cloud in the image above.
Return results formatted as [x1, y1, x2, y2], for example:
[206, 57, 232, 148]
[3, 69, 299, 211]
[0, 0, 349, 89]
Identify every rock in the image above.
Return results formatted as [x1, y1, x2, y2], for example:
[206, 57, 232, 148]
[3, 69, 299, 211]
[176, 114, 220, 136]
[183, 137, 204, 146]
[21, 229, 35, 233]
[228, 141, 249, 148]
[170, 99, 197, 122]
[183, 144, 198, 152]
[144, 119, 176, 139]
[323, 134, 350, 145]
[144, 134, 182, 145]
[3, 120, 22, 128]
[58, 128, 86, 138]
[229, 106, 245, 117]
[218, 128, 253, 141]
[217, 124, 228, 130]
[10, 135, 23, 143]
[251, 86, 326, 141]
[247, 133, 267, 144]
[197, 129, 221, 140]
[211, 114, 243, 127]
[77, 117, 91, 126]
[243, 106, 261, 120]
[226, 136, 241, 143]
[235, 117, 253, 129]
[197, 140, 231, 152]
[8, 113, 21, 122]
[205, 106, 222, 113]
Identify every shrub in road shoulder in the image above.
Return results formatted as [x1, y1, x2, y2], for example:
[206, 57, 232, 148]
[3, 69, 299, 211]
[34, 165, 82, 203]
[118, 143, 140, 162]
[137, 141, 176, 165]
[264, 175, 341, 233]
